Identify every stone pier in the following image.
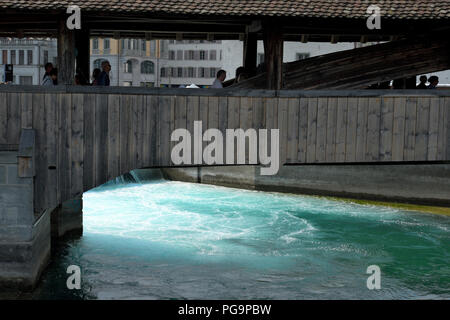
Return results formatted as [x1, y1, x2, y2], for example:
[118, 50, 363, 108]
[0, 151, 50, 289]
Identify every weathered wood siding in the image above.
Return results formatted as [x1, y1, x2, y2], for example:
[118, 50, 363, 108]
[0, 90, 449, 215]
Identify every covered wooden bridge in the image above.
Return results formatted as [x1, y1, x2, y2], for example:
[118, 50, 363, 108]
[0, 1, 450, 290]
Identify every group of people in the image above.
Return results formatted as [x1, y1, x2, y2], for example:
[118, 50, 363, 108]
[41, 61, 112, 86]
[417, 75, 439, 89]
[41, 63, 58, 86]
[210, 66, 252, 88]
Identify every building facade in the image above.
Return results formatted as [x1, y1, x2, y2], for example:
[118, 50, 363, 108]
[0, 38, 57, 85]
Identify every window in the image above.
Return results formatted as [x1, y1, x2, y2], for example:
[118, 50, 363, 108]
[27, 50, 33, 65]
[2, 50, 7, 64]
[123, 81, 132, 86]
[177, 67, 183, 78]
[198, 67, 206, 78]
[187, 67, 195, 78]
[10, 50, 16, 64]
[169, 51, 175, 60]
[124, 60, 133, 73]
[142, 40, 146, 52]
[140, 82, 154, 87]
[177, 50, 183, 60]
[160, 68, 166, 77]
[19, 76, 33, 85]
[188, 50, 194, 60]
[141, 61, 154, 74]
[104, 39, 110, 50]
[258, 53, 265, 65]
[199, 50, 207, 60]
[209, 68, 217, 78]
[209, 50, 217, 61]
[171, 68, 177, 77]
[18, 50, 24, 65]
[296, 53, 310, 60]
[92, 38, 99, 50]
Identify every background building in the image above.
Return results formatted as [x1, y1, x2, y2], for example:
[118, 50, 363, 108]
[0, 38, 57, 85]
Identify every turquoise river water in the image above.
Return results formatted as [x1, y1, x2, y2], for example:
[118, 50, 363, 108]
[31, 179, 449, 299]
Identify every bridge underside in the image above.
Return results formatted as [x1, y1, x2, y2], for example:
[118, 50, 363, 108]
[232, 37, 450, 90]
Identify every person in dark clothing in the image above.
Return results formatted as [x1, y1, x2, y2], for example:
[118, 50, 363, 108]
[427, 76, 439, 89]
[416, 75, 428, 89]
[91, 68, 101, 86]
[42, 62, 53, 84]
[96, 61, 111, 86]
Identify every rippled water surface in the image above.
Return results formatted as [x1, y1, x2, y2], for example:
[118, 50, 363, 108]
[33, 180, 449, 299]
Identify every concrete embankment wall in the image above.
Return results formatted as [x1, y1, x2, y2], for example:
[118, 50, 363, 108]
[162, 164, 450, 206]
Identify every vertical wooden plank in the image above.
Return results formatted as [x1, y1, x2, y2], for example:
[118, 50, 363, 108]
[252, 97, 265, 132]
[83, 94, 96, 191]
[218, 96, 228, 164]
[205, 97, 219, 165]
[0, 92, 7, 144]
[414, 97, 430, 161]
[71, 94, 84, 199]
[315, 97, 327, 162]
[445, 97, 450, 161]
[239, 96, 254, 163]
[427, 97, 440, 161]
[436, 97, 447, 160]
[265, 98, 277, 166]
[298, 97, 308, 163]
[404, 97, 417, 161]
[306, 97, 318, 163]
[129, 95, 138, 171]
[326, 97, 337, 162]
[95, 94, 108, 187]
[135, 95, 145, 170]
[335, 97, 348, 162]
[46, 93, 58, 208]
[187, 96, 200, 165]
[174, 95, 187, 165]
[345, 97, 358, 162]
[107, 94, 121, 180]
[32, 93, 46, 214]
[277, 98, 288, 166]
[148, 95, 159, 167]
[58, 93, 71, 203]
[227, 96, 240, 164]
[392, 97, 406, 161]
[119, 95, 129, 173]
[159, 96, 172, 167]
[366, 97, 381, 161]
[7, 93, 21, 145]
[379, 97, 394, 161]
[21, 93, 33, 129]
[355, 97, 368, 161]
[199, 96, 209, 165]
[287, 98, 299, 163]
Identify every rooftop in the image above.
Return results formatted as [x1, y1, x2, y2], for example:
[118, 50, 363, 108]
[1, 0, 449, 19]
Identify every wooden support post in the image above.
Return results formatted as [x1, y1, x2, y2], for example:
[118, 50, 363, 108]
[243, 32, 257, 76]
[75, 28, 90, 85]
[57, 19, 76, 85]
[263, 23, 283, 90]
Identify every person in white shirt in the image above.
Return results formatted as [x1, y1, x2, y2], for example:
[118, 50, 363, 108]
[211, 70, 226, 88]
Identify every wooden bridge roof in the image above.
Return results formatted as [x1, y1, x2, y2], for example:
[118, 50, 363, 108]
[1, 0, 450, 19]
[1, 1, 449, 41]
